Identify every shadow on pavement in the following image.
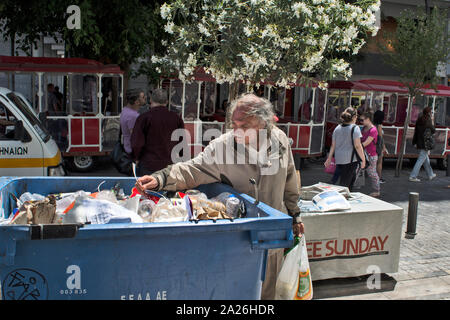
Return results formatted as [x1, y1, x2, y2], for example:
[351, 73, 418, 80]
[312, 273, 397, 300]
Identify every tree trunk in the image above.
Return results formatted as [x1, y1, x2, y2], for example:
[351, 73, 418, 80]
[395, 95, 413, 177]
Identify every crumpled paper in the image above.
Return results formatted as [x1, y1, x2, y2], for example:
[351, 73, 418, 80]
[11, 195, 57, 225]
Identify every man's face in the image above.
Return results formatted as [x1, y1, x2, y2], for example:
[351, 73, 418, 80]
[138, 92, 146, 106]
[231, 109, 264, 145]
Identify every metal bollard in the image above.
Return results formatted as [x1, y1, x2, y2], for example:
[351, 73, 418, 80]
[405, 192, 419, 239]
[446, 154, 450, 177]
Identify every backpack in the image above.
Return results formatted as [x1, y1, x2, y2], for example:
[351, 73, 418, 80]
[376, 134, 384, 156]
[423, 128, 435, 151]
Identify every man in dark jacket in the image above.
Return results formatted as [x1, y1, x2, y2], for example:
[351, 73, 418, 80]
[131, 88, 185, 176]
[409, 107, 436, 182]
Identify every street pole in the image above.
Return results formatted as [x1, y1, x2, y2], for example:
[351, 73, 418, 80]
[405, 192, 419, 239]
[446, 154, 450, 177]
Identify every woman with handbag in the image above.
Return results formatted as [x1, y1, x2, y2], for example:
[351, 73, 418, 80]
[360, 111, 381, 198]
[373, 110, 386, 183]
[325, 107, 366, 191]
[409, 107, 436, 182]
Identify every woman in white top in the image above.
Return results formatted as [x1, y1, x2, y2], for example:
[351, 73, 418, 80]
[325, 107, 366, 191]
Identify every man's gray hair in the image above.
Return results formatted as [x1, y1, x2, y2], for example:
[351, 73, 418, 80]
[126, 88, 144, 105]
[151, 88, 168, 105]
[226, 93, 275, 129]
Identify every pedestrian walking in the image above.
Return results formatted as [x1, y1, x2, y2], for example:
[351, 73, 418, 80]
[131, 88, 185, 176]
[325, 107, 366, 191]
[360, 111, 381, 197]
[119, 88, 146, 155]
[373, 110, 386, 183]
[409, 107, 436, 182]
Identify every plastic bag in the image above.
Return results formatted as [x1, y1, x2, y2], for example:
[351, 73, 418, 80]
[62, 195, 143, 224]
[151, 198, 189, 223]
[275, 236, 313, 300]
[324, 158, 336, 174]
[19, 192, 46, 203]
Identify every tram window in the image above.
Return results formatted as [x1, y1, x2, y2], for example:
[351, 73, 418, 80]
[70, 75, 98, 114]
[184, 82, 199, 120]
[271, 87, 285, 118]
[167, 80, 183, 116]
[446, 97, 450, 126]
[410, 95, 428, 124]
[294, 87, 314, 123]
[100, 76, 122, 116]
[313, 88, 326, 123]
[371, 92, 383, 112]
[434, 96, 447, 126]
[326, 89, 349, 122]
[396, 95, 409, 123]
[216, 83, 229, 115]
[202, 82, 216, 116]
[383, 93, 397, 123]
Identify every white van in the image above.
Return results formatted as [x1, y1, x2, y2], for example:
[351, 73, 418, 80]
[0, 87, 65, 176]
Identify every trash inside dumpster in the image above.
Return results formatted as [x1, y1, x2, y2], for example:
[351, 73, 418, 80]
[0, 177, 293, 300]
[2, 180, 246, 226]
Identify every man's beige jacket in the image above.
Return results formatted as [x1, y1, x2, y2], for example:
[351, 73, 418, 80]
[151, 126, 300, 217]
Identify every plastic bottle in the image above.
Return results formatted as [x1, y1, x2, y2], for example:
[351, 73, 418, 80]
[226, 196, 241, 218]
[138, 199, 156, 222]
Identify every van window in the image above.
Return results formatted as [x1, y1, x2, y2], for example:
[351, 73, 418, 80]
[0, 101, 30, 141]
[7, 92, 50, 142]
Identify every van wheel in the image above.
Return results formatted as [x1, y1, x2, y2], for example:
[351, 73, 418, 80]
[70, 156, 96, 172]
[437, 157, 448, 170]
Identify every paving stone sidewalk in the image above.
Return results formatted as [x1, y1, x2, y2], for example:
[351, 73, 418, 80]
[300, 159, 450, 299]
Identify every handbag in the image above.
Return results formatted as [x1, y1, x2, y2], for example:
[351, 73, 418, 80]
[351, 125, 370, 166]
[423, 128, 435, 151]
[111, 128, 133, 175]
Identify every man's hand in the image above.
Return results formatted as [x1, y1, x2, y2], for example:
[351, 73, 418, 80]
[135, 175, 159, 195]
[324, 157, 332, 168]
[293, 222, 305, 237]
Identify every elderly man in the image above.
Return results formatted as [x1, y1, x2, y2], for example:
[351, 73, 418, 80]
[131, 88, 185, 176]
[136, 93, 304, 300]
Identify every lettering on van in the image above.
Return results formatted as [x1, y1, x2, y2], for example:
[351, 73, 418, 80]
[0, 146, 28, 156]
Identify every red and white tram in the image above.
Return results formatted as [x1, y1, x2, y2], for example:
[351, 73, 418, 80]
[0, 55, 124, 171]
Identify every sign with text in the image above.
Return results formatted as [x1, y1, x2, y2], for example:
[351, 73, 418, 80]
[301, 194, 403, 281]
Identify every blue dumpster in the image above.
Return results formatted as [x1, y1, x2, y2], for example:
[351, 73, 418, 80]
[0, 177, 293, 300]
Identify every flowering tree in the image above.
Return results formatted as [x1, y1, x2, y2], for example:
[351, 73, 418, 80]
[151, 0, 380, 96]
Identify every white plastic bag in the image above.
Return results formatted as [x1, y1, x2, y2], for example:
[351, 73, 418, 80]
[151, 198, 189, 223]
[275, 236, 313, 300]
[62, 195, 143, 224]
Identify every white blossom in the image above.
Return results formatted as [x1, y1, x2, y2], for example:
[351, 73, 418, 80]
[198, 24, 211, 37]
[160, 3, 171, 20]
[164, 21, 175, 34]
